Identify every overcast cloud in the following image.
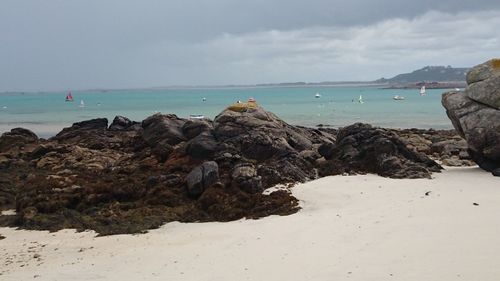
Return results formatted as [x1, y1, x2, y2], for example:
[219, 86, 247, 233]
[1, 0, 499, 91]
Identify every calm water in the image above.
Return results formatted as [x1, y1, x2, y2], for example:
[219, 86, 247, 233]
[0, 86, 454, 137]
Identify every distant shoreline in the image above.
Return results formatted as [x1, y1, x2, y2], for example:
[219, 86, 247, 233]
[0, 81, 466, 94]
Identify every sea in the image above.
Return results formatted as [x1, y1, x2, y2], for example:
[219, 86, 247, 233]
[0, 86, 456, 138]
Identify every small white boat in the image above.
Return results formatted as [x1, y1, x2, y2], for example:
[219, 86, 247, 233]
[420, 85, 426, 96]
[79, 100, 85, 108]
[202, 97, 207, 102]
[248, 97, 256, 103]
[455, 88, 461, 91]
[189, 114, 205, 120]
[315, 93, 321, 98]
[358, 95, 364, 104]
[393, 95, 405, 100]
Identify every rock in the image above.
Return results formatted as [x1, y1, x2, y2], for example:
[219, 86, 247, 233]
[142, 114, 186, 146]
[55, 119, 108, 138]
[186, 133, 218, 159]
[214, 105, 312, 161]
[466, 58, 500, 84]
[441, 156, 464, 167]
[182, 120, 212, 140]
[51, 118, 117, 150]
[109, 116, 140, 131]
[141, 114, 187, 161]
[318, 123, 442, 178]
[2, 103, 457, 236]
[231, 163, 263, 194]
[442, 59, 500, 175]
[318, 142, 335, 159]
[186, 161, 219, 197]
[430, 139, 467, 156]
[493, 168, 500, 177]
[0, 128, 38, 152]
[466, 75, 500, 108]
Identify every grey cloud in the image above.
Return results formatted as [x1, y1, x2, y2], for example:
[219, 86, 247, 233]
[0, 1, 499, 90]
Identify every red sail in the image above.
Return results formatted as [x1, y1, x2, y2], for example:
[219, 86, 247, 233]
[66, 92, 74, 101]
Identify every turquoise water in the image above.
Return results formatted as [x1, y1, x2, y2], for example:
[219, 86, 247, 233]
[0, 86, 454, 137]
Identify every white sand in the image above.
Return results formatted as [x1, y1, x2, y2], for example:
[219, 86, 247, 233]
[1, 166, 499, 281]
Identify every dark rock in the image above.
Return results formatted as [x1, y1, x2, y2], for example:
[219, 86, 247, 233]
[492, 168, 500, 177]
[50, 118, 129, 150]
[109, 116, 140, 131]
[214, 106, 312, 161]
[142, 114, 186, 146]
[1, 103, 457, 236]
[186, 161, 219, 197]
[231, 163, 263, 194]
[430, 139, 467, 155]
[318, 142, 335, 159]
[318, 123, 442, 178]
[141, 114, 188, 161]
[56, 118, 108, 138]
[186, 133, 218, 159]
[182, 120, 212, 140]
[0, 128, 38, 152]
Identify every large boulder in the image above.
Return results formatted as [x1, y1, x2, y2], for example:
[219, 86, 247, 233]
[141, 114, 187, 161]
[0, 128, 38, 152]
[214, 104, 313, 160]
[186, 133, 218, 159]
[141, 114, 186, 146]
[442, 59, 500, 176]
[318, 123, 442, 179]
[185, 161, 219, 197]
[213, 104, 319, 183]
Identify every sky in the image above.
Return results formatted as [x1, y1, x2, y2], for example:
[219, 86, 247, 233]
[1, 0, 500, 91]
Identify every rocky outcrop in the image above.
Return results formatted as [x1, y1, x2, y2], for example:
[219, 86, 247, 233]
[1, 103, 458, 235]
[318, 123, 442, 179]
[442, 59, 500, 176]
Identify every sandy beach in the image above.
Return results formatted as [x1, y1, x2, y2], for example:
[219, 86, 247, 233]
[1, 166, 499, 281]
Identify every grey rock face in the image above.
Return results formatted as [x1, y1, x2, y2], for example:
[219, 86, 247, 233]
[466, 75, 500, 109]
[466, 59, 500, 84]
[442, 59, 500, 176]
[186, 161, 219, 197]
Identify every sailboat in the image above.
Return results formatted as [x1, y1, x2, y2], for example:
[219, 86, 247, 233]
[79, 100, 85, 108]
[358, 95, 364, 104]
[419, 85, 426, 96]
[65, 91, 74, 102]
